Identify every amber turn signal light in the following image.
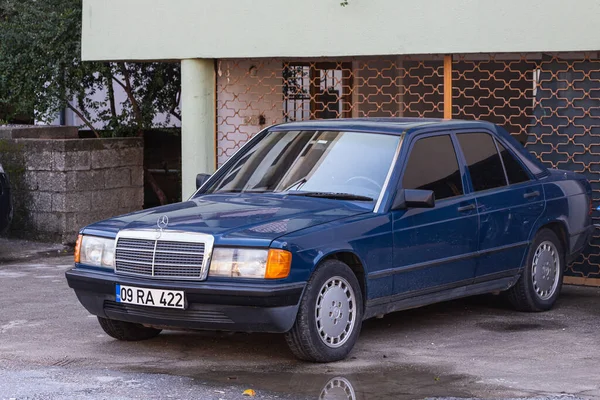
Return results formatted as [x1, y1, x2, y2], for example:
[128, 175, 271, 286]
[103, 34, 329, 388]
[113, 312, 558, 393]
[265, 249, 292, 279]
[74, 234, 83, 263]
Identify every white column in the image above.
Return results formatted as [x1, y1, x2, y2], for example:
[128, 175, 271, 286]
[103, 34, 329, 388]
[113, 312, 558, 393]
[181, 59, 216, 200]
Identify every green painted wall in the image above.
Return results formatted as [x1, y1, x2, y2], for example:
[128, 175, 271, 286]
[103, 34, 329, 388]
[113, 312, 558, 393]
[82, 0, 600, 61]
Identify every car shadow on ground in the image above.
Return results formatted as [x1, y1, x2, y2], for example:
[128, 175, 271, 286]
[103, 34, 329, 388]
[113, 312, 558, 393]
[115, 290, 580, 363]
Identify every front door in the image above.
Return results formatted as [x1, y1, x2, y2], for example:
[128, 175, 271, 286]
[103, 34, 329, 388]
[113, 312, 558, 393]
[390, 133, 479, 295]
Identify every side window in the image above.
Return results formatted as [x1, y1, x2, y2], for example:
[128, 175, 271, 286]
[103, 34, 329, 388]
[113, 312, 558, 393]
[497, 142, 530, 184]
[402, 135, 463, 200]
[457, 133, 507, 192]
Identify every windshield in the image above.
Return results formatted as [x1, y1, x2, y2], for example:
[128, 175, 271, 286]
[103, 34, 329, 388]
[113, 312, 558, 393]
[204, 130, 401, 201]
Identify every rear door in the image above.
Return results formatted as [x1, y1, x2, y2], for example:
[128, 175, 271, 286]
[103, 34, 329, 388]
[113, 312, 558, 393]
[455, 131, 545, 281]
[389, 133, 479, 295]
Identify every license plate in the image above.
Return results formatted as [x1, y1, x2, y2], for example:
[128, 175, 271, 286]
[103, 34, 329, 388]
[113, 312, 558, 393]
[116, 284, 185, 309]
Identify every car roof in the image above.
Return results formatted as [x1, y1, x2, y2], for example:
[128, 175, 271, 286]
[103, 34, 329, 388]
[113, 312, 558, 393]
[269, 117, 548, 178]
[269, 118, 497, 136]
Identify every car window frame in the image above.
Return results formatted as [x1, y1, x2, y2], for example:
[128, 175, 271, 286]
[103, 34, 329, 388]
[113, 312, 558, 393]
[394, 131, 468, 205]
[453, 129, 536, 196]
[494, 137, 535, 185]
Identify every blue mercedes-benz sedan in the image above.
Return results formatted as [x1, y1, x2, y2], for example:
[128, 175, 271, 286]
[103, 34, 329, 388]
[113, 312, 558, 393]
[66, 118, 593, 362]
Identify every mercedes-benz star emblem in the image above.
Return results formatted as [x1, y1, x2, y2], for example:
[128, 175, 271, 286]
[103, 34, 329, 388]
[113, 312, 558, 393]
[157, 215, 169, 230]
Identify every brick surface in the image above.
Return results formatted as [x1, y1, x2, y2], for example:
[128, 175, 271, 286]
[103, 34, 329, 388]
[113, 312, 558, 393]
[52, 192, 92, 213]
[0, 126, 78, 139]
[25, 151, 53, 171]
[105, 167, 131, 189]
[119, 187, 144, 208]
[31, 212, 66, 234]
[91, 149, 120, 169]
[130, 168, 144, 187]
[118, 148, 143, 166]
[54, 151, 91, 171]
[24, 171, 38, 191]
[29, 192, 53, 212]
[92, 189, 122, 210]
[66, 170, 104, 192]
[35, 171, 67, 192]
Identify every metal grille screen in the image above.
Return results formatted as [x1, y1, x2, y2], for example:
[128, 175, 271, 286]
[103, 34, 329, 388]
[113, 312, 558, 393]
[216, 53, 600, 283]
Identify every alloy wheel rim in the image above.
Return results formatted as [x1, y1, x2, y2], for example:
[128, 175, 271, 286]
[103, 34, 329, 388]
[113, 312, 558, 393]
[315, 276, 357, 348]
[531, 240, 560, 300]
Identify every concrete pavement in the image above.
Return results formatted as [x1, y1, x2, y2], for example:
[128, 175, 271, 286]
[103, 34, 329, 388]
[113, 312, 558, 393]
[0, 247, 599, 399]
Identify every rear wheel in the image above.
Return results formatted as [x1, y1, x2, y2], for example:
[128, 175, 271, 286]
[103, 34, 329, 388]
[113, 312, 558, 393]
[506, 229, 564, 312]
[97, 317, 162, 341]
[285, 260, 363, 362]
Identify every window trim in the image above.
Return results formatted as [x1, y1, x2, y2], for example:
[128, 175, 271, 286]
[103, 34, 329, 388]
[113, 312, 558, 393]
[396, 131, 467, 204]
[494, 137, 534, 185]
[454, 130, 536, 195]
[492, 136, 510, 187]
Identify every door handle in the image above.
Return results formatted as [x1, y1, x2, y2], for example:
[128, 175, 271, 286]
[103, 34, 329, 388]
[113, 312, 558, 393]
[458, 203, 476, 212]
[523, 191, 540, 199]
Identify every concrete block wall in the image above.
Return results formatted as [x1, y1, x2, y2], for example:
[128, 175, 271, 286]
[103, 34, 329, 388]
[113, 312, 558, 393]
[0, 128, 143, 244]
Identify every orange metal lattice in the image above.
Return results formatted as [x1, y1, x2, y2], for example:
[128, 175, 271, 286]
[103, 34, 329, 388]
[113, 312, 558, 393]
[216, 56, 446, 165]
[216, 53, 600, 282]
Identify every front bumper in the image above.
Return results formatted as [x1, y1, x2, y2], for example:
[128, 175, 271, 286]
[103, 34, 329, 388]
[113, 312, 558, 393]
[66, 268, 305, 333]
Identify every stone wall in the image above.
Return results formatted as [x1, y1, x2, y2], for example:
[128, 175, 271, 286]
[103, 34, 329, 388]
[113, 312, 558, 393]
[0, 127, 143, 244]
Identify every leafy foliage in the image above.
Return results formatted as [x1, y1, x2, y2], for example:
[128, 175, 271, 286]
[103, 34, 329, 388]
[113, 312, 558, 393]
[0, 0, 181, 137]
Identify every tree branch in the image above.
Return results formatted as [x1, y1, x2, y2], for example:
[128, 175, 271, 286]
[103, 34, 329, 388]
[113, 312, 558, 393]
[169, 89, 181, 121]
[118, 62, 144, 136]
[106, 76, 117, 124]
[111, 75, 127, 92]
[65, 102, 100, 138]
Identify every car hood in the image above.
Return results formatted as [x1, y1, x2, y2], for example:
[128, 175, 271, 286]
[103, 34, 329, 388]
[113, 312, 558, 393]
[82, 193, 371, 247]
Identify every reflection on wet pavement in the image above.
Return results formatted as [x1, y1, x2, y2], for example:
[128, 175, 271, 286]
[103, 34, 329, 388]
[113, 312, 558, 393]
[187, 367, 475, 400]
[319, 377, 355, 400]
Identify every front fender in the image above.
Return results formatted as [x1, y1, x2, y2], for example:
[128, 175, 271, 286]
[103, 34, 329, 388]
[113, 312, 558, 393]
[272, 213, 394, 299]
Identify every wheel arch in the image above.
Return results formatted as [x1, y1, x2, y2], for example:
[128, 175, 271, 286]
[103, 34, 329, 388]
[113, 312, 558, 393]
[520, 217, 569, 273]
[534, 219, 569, 254]
[316, 250, 368, 309]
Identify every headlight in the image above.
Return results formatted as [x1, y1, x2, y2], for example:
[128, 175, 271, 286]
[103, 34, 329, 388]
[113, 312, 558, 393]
[75, 235, 115, 269]
[209, 248, 291, 279]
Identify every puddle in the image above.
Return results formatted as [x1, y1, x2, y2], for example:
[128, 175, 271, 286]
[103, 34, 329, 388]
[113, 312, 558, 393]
[128, 366, 478, 400]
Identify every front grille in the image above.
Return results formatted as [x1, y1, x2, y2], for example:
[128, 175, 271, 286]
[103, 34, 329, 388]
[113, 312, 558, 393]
[104, 301, 233, 324]
[114, 232, 211, 280]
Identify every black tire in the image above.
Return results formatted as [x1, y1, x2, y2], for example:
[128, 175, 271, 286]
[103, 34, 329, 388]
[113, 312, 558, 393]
[506, 229, 565, 312]
[97, 317, 162, 341]
[285, 259, 364, 363]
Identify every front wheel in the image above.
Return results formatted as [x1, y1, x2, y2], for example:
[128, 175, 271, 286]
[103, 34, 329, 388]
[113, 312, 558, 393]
[97, 317, 162, 341]
[285, 260, 363, 362]
[506, 229, 565, 312]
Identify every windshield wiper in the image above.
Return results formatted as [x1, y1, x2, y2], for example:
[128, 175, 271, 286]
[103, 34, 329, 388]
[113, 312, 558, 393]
[287, 191, 374, 201]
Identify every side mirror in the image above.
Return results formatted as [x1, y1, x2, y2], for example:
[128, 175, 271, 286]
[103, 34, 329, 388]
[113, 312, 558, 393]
[392, 189, 435, 210]
[196, 173, 211, 190]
